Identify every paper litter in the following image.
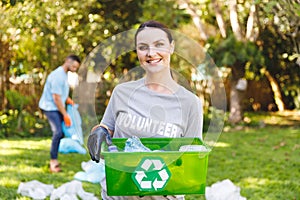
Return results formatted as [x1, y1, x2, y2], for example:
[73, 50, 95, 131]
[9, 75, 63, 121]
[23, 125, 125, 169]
[205, 179, 247, 200]
[17, 180, 54, 200]
[17, 180, 98, 200]
[50, 180, 98, 200]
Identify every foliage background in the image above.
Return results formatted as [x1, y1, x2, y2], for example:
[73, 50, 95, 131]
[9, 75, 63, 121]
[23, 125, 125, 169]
[0, 0, 299, 137]
[0, 1, 299, 199]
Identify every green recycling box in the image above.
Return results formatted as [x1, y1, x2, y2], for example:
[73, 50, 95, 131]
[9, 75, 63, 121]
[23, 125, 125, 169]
[102, 137, 210, 196]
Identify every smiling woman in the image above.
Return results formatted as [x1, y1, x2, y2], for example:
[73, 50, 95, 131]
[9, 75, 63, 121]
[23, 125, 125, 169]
[87, 20, 204, 200]
[135, 20, 176, 94]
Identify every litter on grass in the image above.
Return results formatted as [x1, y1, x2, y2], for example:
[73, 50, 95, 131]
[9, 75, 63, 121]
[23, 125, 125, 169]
[17, 180, 54, 200]
[17, 180, 98, 200]
[74, 159, 105, 183]
[205, 179, 247, 200]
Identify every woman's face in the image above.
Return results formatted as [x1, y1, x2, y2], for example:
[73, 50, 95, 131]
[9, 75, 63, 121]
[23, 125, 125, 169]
[136, 27, 174, 74]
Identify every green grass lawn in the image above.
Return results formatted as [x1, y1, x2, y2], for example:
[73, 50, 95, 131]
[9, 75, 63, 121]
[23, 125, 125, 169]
[0, 112, 299, 200]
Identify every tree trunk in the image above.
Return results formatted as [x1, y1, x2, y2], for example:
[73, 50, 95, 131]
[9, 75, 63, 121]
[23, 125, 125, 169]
[246, 2, 257, 41]
[3, 65, 10, 110]
[211, 0, 227, 38]
[229, 82, 245, 123]
[0, 40, 12, 111]
[0, 59, 4, 110]
[228, 65, 246, 124]
[179, 0, 208, 41]
[17, 111, 23, 131]
[264, 70, 285, 111]
[228, 0, 243, 41]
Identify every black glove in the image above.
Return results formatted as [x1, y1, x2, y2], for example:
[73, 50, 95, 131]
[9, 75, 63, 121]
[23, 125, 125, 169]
[87, 126, 112, 163]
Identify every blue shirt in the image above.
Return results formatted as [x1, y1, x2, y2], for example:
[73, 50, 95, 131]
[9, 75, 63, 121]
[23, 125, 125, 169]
[39, 66, 69, 111]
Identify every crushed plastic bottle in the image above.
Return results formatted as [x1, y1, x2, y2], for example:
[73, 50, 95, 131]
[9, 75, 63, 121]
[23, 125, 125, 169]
[124, 136, 151, 152]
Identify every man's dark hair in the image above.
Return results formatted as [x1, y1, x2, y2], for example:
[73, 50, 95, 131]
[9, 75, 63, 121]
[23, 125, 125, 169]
[66, 54, 81, 64]
[135, 20, 173, 45]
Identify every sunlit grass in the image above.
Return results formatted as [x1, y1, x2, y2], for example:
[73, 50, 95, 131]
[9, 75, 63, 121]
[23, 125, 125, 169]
[186, 111, 300, 200]
[0, 138, 51, 149]
[0, 177, 20, 188]
[241, 177, 279, 189]
[244, 111, 300, 127]
[212, 142, 230, 148]
[0, 112, 299, 200]
[0, 138, 100, 199]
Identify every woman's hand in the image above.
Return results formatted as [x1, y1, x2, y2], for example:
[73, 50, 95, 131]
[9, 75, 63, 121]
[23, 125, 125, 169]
[87, 125, 112, 162]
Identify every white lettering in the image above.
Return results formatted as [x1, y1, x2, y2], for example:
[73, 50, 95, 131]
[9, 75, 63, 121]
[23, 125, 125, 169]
[151, 120, 160, 133]
[117, 113, 182, 138]
[164, 123, 172, 137]
[123, 113, 132, 128]
[157, 121, 166, 135]
[130, 115, 136, 129]
[136, 117, 145, 131]
[170, 125, 178, 137]
[117, 112, 127, 125]
[143, 118, 152, 132]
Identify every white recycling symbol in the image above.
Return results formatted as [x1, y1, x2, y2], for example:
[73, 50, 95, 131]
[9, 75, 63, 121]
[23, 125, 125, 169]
[132, 157, 171, 191]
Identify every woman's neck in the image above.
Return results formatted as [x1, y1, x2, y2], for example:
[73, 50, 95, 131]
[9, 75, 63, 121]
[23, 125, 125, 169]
[145, 70, 179, 94]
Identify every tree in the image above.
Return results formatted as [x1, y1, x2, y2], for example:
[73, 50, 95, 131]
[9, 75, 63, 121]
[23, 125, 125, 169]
[0, 0, 145, 110]
[257, 0, 300, 110]
[178, 0, 300, 123]
[0, 0, 153, 136]
[178, 0, 262, 123]
[0, 2, 16, 110]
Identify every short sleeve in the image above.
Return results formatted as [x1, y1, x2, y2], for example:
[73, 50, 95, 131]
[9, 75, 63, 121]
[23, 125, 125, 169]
[50, 75, 64, 95]
[184, 97, 203, 140]
[100, 90, 117, 132]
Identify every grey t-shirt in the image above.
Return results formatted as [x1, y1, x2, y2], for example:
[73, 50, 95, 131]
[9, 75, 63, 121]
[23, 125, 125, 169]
[101, 78, 203, 139]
